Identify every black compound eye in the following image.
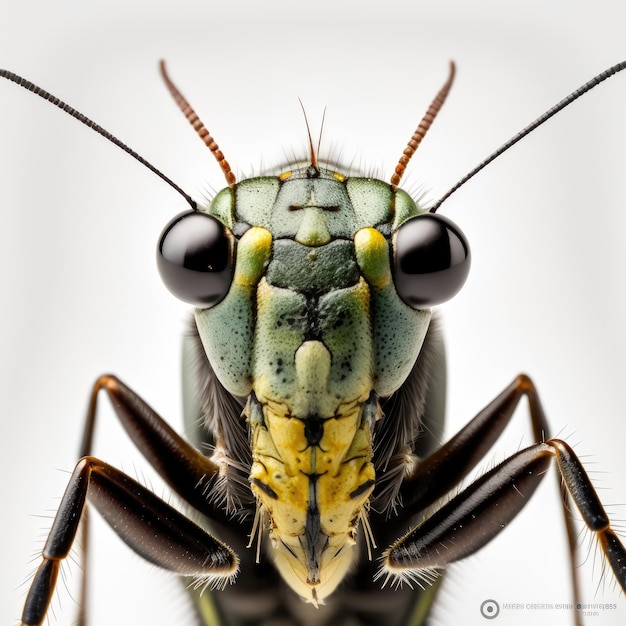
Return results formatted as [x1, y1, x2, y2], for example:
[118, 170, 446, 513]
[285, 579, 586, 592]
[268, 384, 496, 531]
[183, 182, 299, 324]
[393, 213, 470, 308]
[157, 210, 233, 308]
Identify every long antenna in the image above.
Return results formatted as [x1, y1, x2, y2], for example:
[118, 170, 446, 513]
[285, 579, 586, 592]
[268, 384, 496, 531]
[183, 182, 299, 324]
[391, 61, 456, 189]
[159, 60, 236, 188]
[0, 68, 197, 210]
[430, 60, 626, 213]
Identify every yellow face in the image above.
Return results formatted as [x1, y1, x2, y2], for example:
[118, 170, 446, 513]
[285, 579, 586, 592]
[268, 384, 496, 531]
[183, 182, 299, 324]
[249, 340, 376, 604]
[195, 171, 431, 603]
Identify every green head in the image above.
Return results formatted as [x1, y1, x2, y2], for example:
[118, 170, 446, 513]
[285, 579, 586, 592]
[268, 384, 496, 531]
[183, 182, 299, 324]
[157, 63, 469, 604]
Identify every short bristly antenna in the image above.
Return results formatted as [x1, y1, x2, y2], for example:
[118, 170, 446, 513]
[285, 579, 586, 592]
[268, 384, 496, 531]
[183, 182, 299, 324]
[159, 60, 236, 188]
[298, 97, 319, 173]
[391, 61, 456, 190]
[0, 68, 197, 210]
[430, 60, 626, 213]
[317, 106, 327, 165]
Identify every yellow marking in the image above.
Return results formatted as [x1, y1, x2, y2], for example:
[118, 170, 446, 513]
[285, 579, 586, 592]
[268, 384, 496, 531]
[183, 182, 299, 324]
[264, 397, 291, 420]
[234, 227, 272, 287]
[249, 389, 376, 603]
[333, 171, 346, 182]
[354, 227, 391, 289]
[279, 170, 292, 181]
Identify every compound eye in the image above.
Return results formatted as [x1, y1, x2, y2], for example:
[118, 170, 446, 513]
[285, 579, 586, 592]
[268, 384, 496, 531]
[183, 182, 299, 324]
[157, 210, 233, 308]
[393, 213, 470, 308]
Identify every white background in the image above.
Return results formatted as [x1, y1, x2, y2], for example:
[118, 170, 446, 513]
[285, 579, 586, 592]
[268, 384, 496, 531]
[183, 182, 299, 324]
[1, 1, 625, 625]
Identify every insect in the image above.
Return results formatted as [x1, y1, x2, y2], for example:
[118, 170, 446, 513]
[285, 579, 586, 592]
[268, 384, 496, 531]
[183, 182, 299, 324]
[3, 60, 626, 626]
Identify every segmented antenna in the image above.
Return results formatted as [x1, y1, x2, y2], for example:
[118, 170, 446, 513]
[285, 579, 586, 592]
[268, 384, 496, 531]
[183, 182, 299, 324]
[430, 60, 626, 212]
[159, 60, 236, 188]
[0, 68, 197, 210]
[391, 61, 456, 189]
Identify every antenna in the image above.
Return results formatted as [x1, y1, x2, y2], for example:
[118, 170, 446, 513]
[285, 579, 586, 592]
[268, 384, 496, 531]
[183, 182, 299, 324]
[298, 97, 319, 175]
[430, 60, 626, 213]
[391, 61, 456, 189]
[0, 68, 197, 209]
[159, 61, 236, 188]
